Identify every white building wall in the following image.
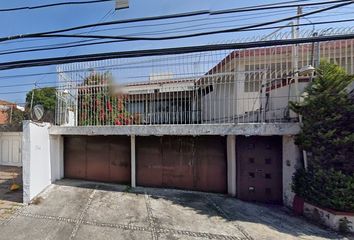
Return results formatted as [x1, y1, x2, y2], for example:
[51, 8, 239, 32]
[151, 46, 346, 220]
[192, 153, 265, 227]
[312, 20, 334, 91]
[22, 121, 63, 203]
[282, 135, 302, 208]
[235, 65, 260, 116]
[201, 82, 236, 122]
[50, 135, 64, 182]
[201, 64, 261, 123]
[261, 82, 309, 121]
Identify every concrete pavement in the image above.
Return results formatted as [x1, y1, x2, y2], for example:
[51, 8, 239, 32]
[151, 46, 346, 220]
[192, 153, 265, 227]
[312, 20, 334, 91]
[0, 179, 347, 240]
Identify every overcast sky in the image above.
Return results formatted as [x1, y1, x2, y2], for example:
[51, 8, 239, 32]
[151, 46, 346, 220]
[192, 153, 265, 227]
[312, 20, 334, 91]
[0, 0, 353, 103]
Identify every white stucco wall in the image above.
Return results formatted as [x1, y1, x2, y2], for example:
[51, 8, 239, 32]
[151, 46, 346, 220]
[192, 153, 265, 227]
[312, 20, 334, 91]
[50, 135, 64, 182]
[201, 68, 260, 123]
[227, 135, 236, 196]
[282, 135, 302, 208]
[22, 121, 63, 203]
[304, 202, 354, 233]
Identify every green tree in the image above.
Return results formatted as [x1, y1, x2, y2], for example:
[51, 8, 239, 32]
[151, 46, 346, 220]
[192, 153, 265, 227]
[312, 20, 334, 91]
[291, 61, 354, 173]
[6, 107, 25, 127]
[291, 61, 354, 213]
[25, 87, 56, 122]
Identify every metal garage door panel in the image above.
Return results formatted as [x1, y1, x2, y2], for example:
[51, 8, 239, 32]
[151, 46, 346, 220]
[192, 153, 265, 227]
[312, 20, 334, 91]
[64, 137, 87, 179]
[237, 136, 282, 204]
[136, 136, 163, 187]
[109, 136, 131, 184]
[162, 136, 194, 189]
[195, 136, 227, 193]
[137, 136, 227, 193]
[86, 136, 110, 182]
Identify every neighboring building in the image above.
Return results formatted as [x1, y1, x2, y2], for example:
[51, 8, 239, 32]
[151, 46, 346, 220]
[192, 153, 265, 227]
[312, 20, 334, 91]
[0, 100, 17, 125]
[0, 100, 23, 167]
[21, 35, 354, 207]
[122, 78, 199, 125]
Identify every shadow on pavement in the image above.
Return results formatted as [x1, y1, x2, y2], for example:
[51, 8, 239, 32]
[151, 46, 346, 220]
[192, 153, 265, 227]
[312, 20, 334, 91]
[52, 179, 347, 240]
[0, 166, 22, 203]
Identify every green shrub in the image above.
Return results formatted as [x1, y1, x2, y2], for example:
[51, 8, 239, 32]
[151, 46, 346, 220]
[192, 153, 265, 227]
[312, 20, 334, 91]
[293, 167, 354, 212]
[290, 61, 354, 173]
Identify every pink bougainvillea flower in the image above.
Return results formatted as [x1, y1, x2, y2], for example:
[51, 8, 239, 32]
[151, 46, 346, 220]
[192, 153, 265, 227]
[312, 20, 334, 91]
[107, 101, 112, 112]
[114, 119, 122, 125]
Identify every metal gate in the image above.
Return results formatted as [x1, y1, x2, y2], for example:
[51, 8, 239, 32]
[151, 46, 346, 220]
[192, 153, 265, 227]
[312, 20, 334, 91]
[136, 136, 227, 193]
[64, 136, 130, 184]
[237, 136, 282, 204]
[0, 132, 22, 167]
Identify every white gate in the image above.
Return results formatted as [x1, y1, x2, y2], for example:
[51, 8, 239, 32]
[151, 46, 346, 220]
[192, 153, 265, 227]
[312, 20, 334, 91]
[0, 132, 22, 166]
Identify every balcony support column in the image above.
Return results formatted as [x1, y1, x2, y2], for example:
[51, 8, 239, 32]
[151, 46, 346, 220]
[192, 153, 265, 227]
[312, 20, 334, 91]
[131, 135, 136, 188]
[227, 135, 237, 196]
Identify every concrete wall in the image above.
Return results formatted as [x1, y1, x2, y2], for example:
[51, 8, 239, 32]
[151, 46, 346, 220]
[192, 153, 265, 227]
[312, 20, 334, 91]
[201, 67, 260, 123]
[50, 135, 64, 182]
[49, 123, 300, 136]
[282, 135, 302, 208]
[304, 202, 354, 233]
[260, 82, 309, 120]
[22, 121, 63, 203]
[227, 135, 236, 196]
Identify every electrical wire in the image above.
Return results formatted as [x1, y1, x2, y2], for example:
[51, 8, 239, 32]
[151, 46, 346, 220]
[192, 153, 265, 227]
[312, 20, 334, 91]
[0, 0, 114, 12]
[0, 8, 295, 52]
[1, 18, 354, 57]
[0, 9, 293, 46]
[0, 3, 344, 47]
[1, 32, 354, 71]
[0, 9, 295, 55]
[35, 8, 115, 88]
[6, 2, 350, 43]
[4, 7, 352, 56]
[0, 0, 352, 43]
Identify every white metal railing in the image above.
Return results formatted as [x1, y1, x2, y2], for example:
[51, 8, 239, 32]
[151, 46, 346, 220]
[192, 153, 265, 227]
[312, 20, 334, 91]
[55, 30, 354, 126]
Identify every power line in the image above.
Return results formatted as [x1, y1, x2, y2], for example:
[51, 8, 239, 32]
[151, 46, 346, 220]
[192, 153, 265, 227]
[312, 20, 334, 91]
[1, 33, 354, 71]
[0, 0, 351, 43]
[35, 8, 114, 89]
[9, 2, 351, 43]
[0, 0, 114, 12]
[0, 9, 295, 55]
[4, 7, 353, 56]
[76, 9, 295, 35]
[1, 18, 354, 57]
[0, 8, 295, 51]
[0, 8, 306, 46]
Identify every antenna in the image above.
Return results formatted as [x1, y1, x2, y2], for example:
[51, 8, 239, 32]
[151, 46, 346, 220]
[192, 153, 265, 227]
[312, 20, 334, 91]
[32, 104, 45, 121]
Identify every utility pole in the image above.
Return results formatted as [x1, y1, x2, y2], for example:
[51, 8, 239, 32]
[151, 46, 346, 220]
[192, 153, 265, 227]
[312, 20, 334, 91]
[292, 6, 302, 103]
[293, 6, 308, 169]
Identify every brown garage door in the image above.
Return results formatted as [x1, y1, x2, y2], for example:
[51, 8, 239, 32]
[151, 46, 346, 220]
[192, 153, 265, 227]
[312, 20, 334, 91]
[237, 136, 282, 204]
[136, 136, 227, 193]
[64, 136, 130, 184]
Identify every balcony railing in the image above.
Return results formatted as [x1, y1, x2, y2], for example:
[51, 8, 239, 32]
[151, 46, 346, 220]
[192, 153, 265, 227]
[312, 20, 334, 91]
[54, 31, 354, 126]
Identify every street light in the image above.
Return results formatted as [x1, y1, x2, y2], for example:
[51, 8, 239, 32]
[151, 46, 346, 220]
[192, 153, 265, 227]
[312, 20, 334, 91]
[298, 65, 316, 76]
[115, 0, 129, 10]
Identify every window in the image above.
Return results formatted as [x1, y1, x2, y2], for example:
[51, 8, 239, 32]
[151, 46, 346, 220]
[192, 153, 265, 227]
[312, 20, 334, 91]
[244, 65, 262, 92]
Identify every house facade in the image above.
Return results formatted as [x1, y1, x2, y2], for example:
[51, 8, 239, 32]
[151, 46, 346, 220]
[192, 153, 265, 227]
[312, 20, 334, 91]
[0, 100, 17, 125]
[22, 36, 354, 206]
